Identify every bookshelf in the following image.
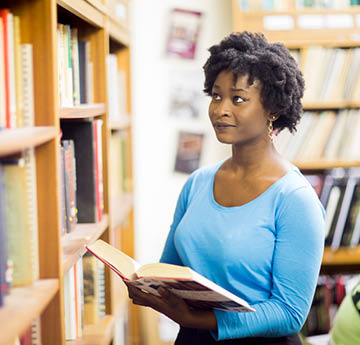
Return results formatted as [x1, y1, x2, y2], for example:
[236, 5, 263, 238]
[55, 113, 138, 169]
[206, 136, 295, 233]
[232, 2, 360, 268]
[0, 1, 134, 345]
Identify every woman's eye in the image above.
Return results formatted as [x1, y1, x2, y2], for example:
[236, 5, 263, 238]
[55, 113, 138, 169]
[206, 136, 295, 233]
[212, 93, 221, 101]
[233, 96, 244, 104]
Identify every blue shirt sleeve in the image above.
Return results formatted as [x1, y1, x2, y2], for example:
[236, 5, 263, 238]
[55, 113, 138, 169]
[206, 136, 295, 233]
[160, 174, 195, 265]
[212, 186, 325, 340]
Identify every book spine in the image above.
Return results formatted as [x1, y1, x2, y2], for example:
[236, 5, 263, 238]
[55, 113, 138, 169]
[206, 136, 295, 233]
[0, 9, 10, 128]
[20, 44, 34, 127]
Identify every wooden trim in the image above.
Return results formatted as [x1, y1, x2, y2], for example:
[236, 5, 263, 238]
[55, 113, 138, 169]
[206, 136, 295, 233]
[0, 126, 57, 157]
[57, 0, 105, 28]
[323, 246, 360, 265]
[66, 315, 115, 345]
[294, 160, 360, 170]
[59, 104, 106, 119]
[62, 215, 109, 273]
[0, 279, 59, 345]
[111, 193, 133, 228]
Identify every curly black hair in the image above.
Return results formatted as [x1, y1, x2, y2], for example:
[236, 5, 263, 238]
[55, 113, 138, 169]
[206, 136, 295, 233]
[203, 31, 304, 133]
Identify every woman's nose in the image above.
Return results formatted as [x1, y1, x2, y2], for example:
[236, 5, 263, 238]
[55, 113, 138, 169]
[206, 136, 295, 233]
[214, 99, 232, 117]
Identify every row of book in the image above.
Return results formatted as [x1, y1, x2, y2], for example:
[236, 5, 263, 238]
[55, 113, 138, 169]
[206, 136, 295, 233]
[57, 23, 93, 107]
[274, 110, 360, 161]
[290, 47, 360, 104]
[302, 274, 358, 337]
[0, 9, 35, 129]
[106, 54, 128, 122]
[0, 149, 40, 309]
[63, 254, 105, 340]
[59, 119, 105, 234]
[238, 0, 360, 11]
[305, 168, 360, 250]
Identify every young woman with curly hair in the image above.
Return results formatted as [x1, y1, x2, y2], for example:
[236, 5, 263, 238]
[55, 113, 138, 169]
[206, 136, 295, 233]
[126, 31, 325, 345]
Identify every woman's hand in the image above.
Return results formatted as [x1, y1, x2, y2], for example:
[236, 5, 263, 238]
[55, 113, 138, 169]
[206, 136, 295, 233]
[125, 283, 194, 327]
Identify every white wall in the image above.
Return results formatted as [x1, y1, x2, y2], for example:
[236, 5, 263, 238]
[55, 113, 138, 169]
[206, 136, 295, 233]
[130, 0, 233, 264]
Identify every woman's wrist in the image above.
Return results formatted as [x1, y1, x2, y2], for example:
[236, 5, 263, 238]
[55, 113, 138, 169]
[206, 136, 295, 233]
[182, 310, 217, 330]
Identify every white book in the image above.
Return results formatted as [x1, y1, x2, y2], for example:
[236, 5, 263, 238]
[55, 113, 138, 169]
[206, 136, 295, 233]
[20, 44, 35, 127]
[70, 28, 80, 106]
[64, 266, 77, 340]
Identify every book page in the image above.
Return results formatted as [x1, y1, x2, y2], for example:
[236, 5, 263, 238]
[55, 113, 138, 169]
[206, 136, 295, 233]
[86, 240, 139, 280]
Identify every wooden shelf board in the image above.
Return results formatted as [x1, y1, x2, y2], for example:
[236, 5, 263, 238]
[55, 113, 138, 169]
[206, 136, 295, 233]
[109, 116, 131, 130]
[60, 104, 106, 119]
[294, 160, 360, 170]
[0, 126, 57, 157]
[303, 101, 360, 109]
[62, 215, 109, 273]
[66, 315, 115, 345]
[85, 0, 108, 15]
[0, 279, 59, 345]
[323, 246, 360, 265]
[57, 0, 105, 28]
[110, 193, 133, 228]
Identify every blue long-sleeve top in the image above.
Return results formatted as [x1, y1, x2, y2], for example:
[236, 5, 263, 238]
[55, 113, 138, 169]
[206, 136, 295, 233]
[160, 161, 325, 340]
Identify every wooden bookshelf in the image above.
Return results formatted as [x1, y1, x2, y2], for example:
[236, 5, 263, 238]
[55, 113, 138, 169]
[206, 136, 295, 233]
[0, 1, 135, 344]
[57, 0, 105, 28]
[323, 246, 360, 266]
[303, 101, 360, 110]
[66, 315, 115, 345]
[294, 160, 360, 171]
[232, 4, 360, 48]
[0, 279, 59, 345]
[60, 104, 107, 119]
[62, 215, 109, 273]
[0, 127, 57, 157]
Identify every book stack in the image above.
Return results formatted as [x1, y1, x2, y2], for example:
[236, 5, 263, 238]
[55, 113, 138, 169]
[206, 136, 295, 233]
[0, 7, 39, 307]
[57, 24, 93, 107]
[302, 274, 358, 337]
[275, 110, 360, 162]
[304, 168, 360, 250]
[60, 119, 104, 224]
[106, 54, 127, 122]
[297, 47, 360, 104]
[0, 9, 35, 129]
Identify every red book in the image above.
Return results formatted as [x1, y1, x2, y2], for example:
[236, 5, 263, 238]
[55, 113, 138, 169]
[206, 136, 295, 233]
[0, 9, 10, 128]
[93, 121, 100, 222]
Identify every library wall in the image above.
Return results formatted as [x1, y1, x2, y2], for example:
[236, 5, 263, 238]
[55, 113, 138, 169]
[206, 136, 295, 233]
[131, 0, 232, 266]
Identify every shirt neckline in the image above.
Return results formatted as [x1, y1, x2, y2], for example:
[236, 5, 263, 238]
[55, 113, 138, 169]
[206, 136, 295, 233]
[209, 160, 297, 211]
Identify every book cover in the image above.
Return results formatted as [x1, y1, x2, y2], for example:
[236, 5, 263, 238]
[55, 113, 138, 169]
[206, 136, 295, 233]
[86, 240, 255, 313]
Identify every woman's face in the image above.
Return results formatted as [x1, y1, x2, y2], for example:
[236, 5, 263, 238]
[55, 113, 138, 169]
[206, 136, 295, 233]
[208, 70, 271, 147]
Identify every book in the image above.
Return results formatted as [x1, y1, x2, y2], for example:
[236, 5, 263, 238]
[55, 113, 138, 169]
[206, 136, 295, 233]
[86, 240, 255, 313]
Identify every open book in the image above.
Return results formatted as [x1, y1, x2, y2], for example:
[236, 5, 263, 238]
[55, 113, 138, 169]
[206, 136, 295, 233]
[86, 240, 255, 313]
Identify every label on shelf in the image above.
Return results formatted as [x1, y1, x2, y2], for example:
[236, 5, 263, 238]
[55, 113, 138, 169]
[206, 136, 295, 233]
[297, 14, 325, 30]
[263, 15, 294, 31]
[325, 14, 353, 29]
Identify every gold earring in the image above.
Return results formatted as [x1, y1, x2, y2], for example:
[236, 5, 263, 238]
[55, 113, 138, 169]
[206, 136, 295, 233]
[268, 120, 273, 143]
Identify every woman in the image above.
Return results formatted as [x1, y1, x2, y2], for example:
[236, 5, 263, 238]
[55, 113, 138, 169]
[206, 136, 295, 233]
[127, 31, 325, 345]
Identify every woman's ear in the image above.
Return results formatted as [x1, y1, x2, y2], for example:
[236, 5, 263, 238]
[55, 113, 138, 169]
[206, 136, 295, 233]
[269, 113, 279, 122]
